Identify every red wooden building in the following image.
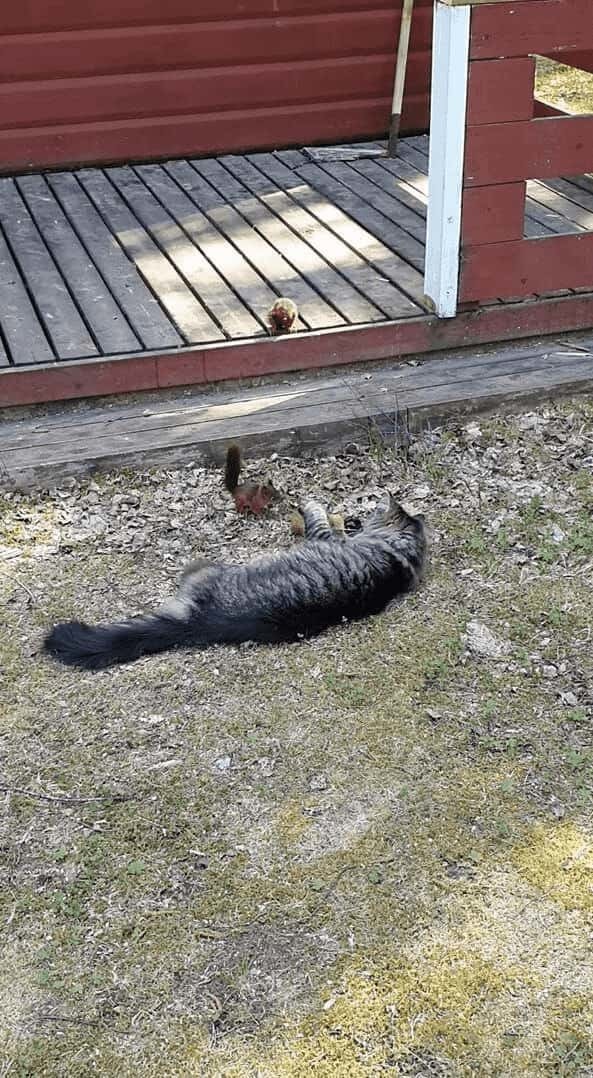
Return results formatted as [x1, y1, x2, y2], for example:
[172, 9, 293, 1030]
[0, 0, 592, 408]
[0, 0, 434, 170]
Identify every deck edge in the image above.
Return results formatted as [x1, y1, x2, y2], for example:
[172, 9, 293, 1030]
[1, 293, 593, 409]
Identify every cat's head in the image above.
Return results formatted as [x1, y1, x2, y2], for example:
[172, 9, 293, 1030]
[364, 492, 426, 541]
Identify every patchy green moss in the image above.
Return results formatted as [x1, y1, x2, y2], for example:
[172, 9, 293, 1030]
[513, 823, 593, 911]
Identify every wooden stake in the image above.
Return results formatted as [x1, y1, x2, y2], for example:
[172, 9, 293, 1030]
[387, 0, 415, 157]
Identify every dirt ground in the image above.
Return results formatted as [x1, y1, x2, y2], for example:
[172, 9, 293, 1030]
[1, 398, 593, 1077]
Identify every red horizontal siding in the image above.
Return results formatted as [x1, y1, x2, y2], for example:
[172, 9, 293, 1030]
[0, 98, 430, 173]
[0, 11, 432, 81]
[0, 55, 432, 130]
[0, 1, 433, 171]
[0, 1, 401, 34]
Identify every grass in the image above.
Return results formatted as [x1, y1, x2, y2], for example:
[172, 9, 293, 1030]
[536, 58, 593, 115]
[2, 398, 593, 1076]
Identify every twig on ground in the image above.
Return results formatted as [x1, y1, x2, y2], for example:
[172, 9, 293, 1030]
[0, 785, 133, 804]
[37, 1014, 102, 1028]
[36, 1013, 132, 1034]
[0, 565, 37, 604]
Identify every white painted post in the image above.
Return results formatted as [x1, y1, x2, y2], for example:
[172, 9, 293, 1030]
[424, 1, 471, 318]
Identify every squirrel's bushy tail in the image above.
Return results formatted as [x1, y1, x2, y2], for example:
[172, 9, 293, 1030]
[224, 444, 242, 494]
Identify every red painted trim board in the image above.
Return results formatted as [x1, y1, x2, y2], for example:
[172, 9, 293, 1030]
[2, 294, 593, 408]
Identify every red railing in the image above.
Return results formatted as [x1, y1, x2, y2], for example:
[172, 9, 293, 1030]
[459, 0, 593, 304]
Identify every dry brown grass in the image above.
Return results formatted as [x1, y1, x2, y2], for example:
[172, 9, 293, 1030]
[536, 58, 593, 115]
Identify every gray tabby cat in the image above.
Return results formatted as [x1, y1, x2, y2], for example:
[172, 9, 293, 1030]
[43, 493, 426, 671]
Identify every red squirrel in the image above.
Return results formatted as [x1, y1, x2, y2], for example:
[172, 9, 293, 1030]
[268, 298, 298, 336]
[224, 445, 280, 516]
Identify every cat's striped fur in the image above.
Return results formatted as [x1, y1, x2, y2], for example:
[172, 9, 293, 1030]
[43, 493, 426, 671]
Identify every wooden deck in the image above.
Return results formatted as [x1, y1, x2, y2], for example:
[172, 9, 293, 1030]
[1, 135, 593, 407]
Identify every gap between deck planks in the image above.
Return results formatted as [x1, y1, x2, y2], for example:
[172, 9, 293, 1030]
[2, 336, 592, 489]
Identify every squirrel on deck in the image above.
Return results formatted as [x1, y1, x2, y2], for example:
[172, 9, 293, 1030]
[224, 444, 280, 516]
[267, 298, 298, 336]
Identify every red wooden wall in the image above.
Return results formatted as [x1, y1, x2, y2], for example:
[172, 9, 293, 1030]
[460, 0, 593, 305]
[0, 0, 433, 173]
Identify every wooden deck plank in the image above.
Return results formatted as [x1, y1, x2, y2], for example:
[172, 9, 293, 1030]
[530, 179, 593, 231]
[105, 166, 229, 344]
[46, 172, 182, 351]
[0, 178, 98, 360]
[1, 135, 592, 405]
[1, 335, 565, 435]
[0, 226, 55, 366]
[396, 139, 434, 177]
[1, 382, 358, 452]
[2, 367, 357, 443]
[4, 350, 593, 487]
[249, 151, 426, 313]
[296, 162, 426, 272]
[351, 158, 428, 219]
[524, 183, 584, 236]
[274, 149, 308, 169]
[404, 135, 430, 154]
[135, 164, 279, 335]
[166, 159, 341, 331]
[2, 342, 580, 453]
[564, 175, 593, 200]
[77, 169, 224, 345]
[194, 157, 382, 326]
[221, 153, 420, 321]
[524, 216, 552, 239]
[16, 174, 141, 356]
[316, 161, 426, 246]
[388, 138, 436, 199]
[106, 165, 263, 341]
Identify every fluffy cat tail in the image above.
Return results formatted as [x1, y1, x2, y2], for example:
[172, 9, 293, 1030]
[43, 613, 192, 671]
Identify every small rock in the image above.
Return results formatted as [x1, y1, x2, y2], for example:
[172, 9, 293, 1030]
[464, 422, 482, 442]
[550, 524, 565, 544]
[258, 757, 275, 778]
[464, 620, 510, 660]
[518, 413, 548, 432]
[542, 665, 558, 679]
[309, 774, 328, 792]
[215, 755, 232, 772]
[560, 691, 578, 707]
